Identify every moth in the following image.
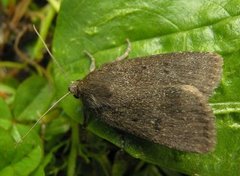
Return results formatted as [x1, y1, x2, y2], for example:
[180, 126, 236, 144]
[23, 27, 223, 153]
[69, 46, 223, 153]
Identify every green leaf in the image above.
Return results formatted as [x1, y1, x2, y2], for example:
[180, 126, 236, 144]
[13, 75, 55, 121]
[0, 76, 54, 176]
[44, 112, 70, 141]
[0, 98, 12, 130]
[53, 0, 240, 175]
[0, 126, 42, 176]
[0, 98, 11, 118]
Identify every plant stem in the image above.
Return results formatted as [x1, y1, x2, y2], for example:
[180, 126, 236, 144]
[210, 102, 240, 114]
[33, 4, 56, 61]
[67, 121, 79, 176]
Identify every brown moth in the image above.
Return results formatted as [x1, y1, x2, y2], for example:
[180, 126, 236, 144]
[69, 51, 223, 153]
[21, 27, 222, 153]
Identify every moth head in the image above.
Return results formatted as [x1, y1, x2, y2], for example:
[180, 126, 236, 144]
[68, 80, 83, 99]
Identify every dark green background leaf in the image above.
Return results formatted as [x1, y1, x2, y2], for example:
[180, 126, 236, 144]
[53, 0, 240, 175]
[0, 98, 43, 176]
[13, 75, 55, 121]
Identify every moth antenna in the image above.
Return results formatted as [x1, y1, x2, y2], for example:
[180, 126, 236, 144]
[83, 39, 131, 72]
[33, 25, 70, 81]
[84, 50, 96, 72]
[15, 26, 73, 145]
[16, 91, 71, 145]
[116, 38, 131, 61]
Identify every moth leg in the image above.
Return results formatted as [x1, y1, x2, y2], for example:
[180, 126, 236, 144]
[116, 38, 131, 61]
[84, 51, 96, 72]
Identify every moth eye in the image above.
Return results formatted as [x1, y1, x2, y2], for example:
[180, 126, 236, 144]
[73, 94, 80, 99]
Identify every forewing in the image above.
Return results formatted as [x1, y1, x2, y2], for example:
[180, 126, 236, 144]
[97, 85, 215, 153]
[81, 52, 221, 153]
[86, 52, 223, 96]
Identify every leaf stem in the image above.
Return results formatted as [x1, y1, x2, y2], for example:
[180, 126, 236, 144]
[210, 102, 240, 114]
[32, 4, 56, 61]
[67, 120, 79, 176]
[0, 61, 26, 69]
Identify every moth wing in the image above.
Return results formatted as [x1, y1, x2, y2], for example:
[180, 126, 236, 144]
[98, 84, 215, 153]
[81, 52, 221, 152]
[86, 52, 223, 96]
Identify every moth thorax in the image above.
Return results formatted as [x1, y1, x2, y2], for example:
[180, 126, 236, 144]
[68, 80, 83, 99]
